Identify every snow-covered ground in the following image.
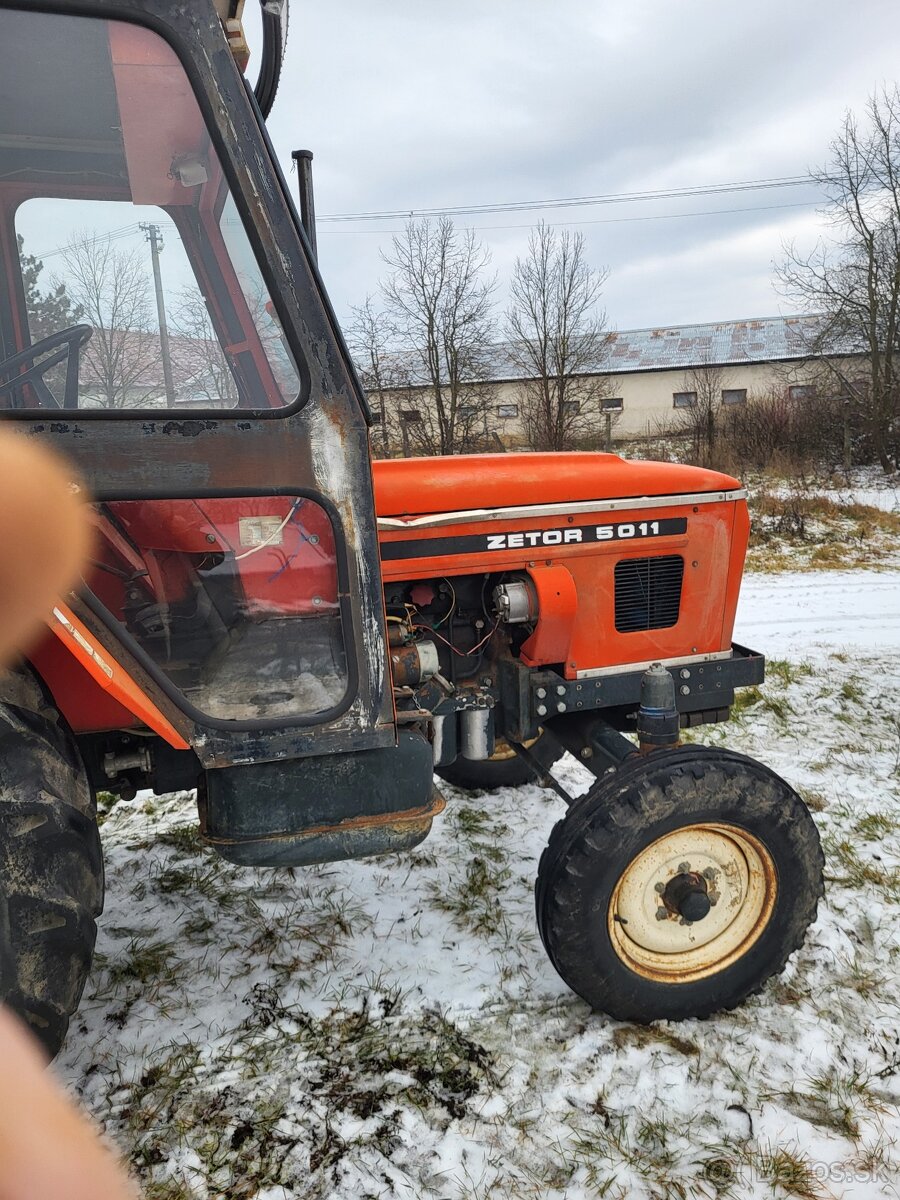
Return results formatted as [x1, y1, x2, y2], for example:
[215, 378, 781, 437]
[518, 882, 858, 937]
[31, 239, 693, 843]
[59, 569, 900, 1200]
[737, 570, 900, 655]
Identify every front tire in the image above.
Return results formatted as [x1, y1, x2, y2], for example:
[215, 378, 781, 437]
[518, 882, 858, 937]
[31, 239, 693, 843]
[535, 746, 823, 1022]
[0, 670, 103, 1056]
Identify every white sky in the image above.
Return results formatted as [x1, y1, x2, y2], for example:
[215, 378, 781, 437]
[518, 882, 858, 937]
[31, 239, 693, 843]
[255, 0, 900, 334]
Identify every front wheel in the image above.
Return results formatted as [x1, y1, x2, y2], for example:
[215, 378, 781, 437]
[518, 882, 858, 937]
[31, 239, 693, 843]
[535, 746, 823, 1022]
[436, 730, 563, 791]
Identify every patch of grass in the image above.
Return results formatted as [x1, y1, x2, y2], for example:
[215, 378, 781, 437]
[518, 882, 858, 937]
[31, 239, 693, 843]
[154, 823, 203, 854]
[106, 936, 180, 988]
[152, 859, 237, 907]
[731, 683, 794, 722]
[114, 998, 499, 1199]
[751, 1142, 824, 1199]
[427, 852, 512, 938]
[241, 892, 370, 979]
[95, 790, 120, 825]
[452, 804, 495, 838]
[823, 833, 900, 901]
[840, 679, 865, 703]
[808, 543, 847, 568]
[766, 658, 815, 686]
[833, 953, 886, 1001]
[767, 1067, 888, 1142]
[564, 1107, 687, 1198]
[853, 810, 898, 840]
[731, 685, 764, 716]
[746, 490, 900, 573]
[611, 1024, 700, 1057]
[799, 789, 828, 813]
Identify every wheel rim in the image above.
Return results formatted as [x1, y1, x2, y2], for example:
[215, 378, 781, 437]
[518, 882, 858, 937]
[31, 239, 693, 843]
[487, 733, 541, 763]
[607, 823, 777, 983]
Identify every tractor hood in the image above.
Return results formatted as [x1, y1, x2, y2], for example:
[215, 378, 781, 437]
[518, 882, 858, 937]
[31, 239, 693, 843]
[372, 453, 741, 520]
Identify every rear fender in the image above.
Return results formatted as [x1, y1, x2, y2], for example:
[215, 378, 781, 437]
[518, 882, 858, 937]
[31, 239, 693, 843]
[33, 603, 189, 749]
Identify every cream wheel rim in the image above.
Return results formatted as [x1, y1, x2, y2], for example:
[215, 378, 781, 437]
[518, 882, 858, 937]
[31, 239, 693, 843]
[488, 732, 541, 763]
[608, 823, 777, 983]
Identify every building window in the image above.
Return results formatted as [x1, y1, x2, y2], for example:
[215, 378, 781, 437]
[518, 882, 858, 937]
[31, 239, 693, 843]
[788, 384, 816, 401]
[496, 403, 518, 419]
[673, 391, 697, 408]
[562, 400, 581, 415]
[601, 397, 624, 413]
[399, 409, 421, 424]
[370, 407, 383, 423]
[457, 405, 479, 419]
[721, 389, 747, 406]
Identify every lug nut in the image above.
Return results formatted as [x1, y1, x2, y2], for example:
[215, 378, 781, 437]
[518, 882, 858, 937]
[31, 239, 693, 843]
[536, 704, 547, 716]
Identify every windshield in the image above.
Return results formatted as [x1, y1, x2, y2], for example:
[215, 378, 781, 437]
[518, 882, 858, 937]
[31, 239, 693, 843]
[0, 9, 299, 412]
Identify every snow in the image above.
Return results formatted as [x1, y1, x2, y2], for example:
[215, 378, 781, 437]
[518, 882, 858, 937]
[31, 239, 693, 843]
[737, 570, 900, 656]
[57, 567, 900, 1200]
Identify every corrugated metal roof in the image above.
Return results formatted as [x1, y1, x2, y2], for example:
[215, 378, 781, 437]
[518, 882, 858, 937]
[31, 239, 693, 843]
[376, 314, 863, 387]
[601, 314, 831, 372]
[483, 314, 858, 381]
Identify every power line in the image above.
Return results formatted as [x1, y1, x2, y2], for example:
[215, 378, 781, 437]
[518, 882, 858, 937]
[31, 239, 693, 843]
[317, 175, 824, 224]
[318, 198, 820, 236]
[29, 220, 178, 262]
[24, 175, 826, 263]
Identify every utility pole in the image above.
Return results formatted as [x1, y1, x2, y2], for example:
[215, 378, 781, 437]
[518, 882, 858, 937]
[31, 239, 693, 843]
[140, 222, 176, 406]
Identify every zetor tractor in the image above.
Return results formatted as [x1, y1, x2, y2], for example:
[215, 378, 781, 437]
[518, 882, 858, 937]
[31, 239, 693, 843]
[0, 0, 822, 1057]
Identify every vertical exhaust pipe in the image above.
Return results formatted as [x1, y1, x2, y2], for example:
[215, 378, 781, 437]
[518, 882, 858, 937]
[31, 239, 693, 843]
[291, 148, 318, 263]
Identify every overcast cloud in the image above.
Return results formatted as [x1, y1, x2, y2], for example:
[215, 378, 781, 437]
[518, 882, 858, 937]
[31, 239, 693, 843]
[261, 0, 900, 335]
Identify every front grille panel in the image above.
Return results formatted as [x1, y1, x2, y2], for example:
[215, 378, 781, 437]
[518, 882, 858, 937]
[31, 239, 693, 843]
[614, 555, 684, 633]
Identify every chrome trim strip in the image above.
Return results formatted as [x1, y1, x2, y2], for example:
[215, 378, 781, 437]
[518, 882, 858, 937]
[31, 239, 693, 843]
[377, 489, 746, 530]
[52, 606, 114, 679]
[575, 649, 735, 679]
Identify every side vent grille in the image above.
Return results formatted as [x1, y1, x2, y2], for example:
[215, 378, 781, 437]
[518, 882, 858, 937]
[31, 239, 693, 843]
[614, 555, 684, 633]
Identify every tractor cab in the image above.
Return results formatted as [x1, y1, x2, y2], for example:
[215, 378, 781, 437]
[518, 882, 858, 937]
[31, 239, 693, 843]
[0, 4, 408, 778]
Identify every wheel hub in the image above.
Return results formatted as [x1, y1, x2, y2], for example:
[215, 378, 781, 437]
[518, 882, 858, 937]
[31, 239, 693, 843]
[608, 823, 777, 983]
[662, 870, 711, 922]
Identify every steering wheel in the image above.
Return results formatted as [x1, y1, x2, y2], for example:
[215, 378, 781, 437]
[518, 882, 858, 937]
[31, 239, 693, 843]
[0, 324, 94, 410]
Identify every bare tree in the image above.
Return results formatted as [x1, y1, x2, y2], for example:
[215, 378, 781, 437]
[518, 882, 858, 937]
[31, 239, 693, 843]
[169, 286, 239, 408]
[346, 296, 397, 456]
[55, 233, 161, 409]
[778, 87, 900, 473]
[505, 222, 612, 451]
[666, 361, 725, 464]
[380, 218, 497, 457]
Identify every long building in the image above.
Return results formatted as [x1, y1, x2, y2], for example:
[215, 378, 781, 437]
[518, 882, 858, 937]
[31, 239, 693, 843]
[368, 313, 864, 451]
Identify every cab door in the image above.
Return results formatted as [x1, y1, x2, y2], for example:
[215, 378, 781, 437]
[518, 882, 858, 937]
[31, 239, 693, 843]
[0, 1, 393, 765]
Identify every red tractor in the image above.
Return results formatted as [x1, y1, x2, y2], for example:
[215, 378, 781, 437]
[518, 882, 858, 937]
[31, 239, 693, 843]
[0, 0, 822, 1056]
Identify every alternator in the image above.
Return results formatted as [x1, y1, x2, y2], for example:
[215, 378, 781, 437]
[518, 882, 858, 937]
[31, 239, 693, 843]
[493, 580, 538, 624]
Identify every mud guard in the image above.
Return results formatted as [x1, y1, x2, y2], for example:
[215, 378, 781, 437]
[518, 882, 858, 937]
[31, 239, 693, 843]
[201, 729, 443, 866]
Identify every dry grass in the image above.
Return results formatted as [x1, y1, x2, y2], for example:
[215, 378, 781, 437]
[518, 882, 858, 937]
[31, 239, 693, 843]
[746, 492, 900, 573]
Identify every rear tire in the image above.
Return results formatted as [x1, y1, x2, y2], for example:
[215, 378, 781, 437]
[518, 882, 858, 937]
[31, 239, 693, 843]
[436, 730, 563, 791]
[536, 745, 823, 1022]
[0, 670, 103, 1057]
